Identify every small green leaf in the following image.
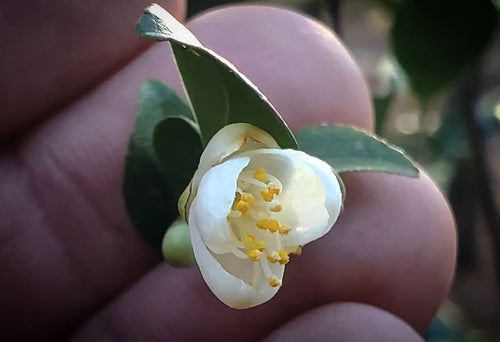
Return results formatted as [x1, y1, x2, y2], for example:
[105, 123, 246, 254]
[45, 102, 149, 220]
[123, 80, 200, 249]
[295, 125, 419, 177]
[136, 4, 297, 149]
[391, 0, 497, 104]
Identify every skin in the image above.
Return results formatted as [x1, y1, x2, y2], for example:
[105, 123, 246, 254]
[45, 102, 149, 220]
[0, 2, 456, 341]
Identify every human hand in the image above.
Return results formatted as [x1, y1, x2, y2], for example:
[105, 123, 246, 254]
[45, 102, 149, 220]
[0, 1, 456, 341]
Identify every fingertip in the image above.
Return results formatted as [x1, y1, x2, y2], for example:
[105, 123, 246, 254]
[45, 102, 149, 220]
[335, 171, 457, 331]
[264, 302, 424, 342]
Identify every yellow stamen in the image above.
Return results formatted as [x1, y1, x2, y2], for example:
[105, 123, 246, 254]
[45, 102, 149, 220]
[235, 201, 250, 215]
[241, 192, 255, 205]
[256, 219, 281, 233]
[248, 249, 262, 262]
[269, 277, 281, 288]
[291, 246, 302, 255]
[253, 168, 266, 182]
[260, 184, 280, 202]
[267, 250, 289, 264]
[267, 251, 280, 264]
[278, 249, 289, 264]
[270, 204, 282, 212]
[278, 225, 291, 235]
[260, 189, 273, 202]
[243, 235, 266, 252]
[234, 192, 254, 216]
[268, 184, 280, 195]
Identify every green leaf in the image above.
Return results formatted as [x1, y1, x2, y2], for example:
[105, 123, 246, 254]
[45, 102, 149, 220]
[154, 117, 202, 197]
[123, 80, 201, 249]
[136, 4, 297, 149]
[295, 125, 419, 177]
[391, 0, 497, 104]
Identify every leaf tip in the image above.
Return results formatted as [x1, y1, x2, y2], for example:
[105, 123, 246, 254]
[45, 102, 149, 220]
[136, 3, 202, 46]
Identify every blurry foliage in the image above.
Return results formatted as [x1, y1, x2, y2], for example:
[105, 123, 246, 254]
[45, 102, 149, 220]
[389, 0, 497, 105]
[187, 0, 247, 17]
[425, 317, 464, 342]
[475, 88, 500, 137]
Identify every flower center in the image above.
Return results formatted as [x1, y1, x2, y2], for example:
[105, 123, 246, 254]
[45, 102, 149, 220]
[226, 167, 302, 290]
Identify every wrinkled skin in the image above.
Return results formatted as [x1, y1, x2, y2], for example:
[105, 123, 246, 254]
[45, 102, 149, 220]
[0, 1, 456, 341]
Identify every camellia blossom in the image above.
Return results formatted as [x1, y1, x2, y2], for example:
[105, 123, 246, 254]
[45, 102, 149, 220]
[180, 123, 343, 309]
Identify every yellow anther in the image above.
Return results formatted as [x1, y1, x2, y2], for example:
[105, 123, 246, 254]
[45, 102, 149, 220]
[241, 192, 255, 205]
[256, 219, 281, 233]
[260, 189, 273, 202]
[270, 204, 282, 212]
[243, 235, 266, 252]
[260, 184, 280, 202]
[267, 251, 279, 264]
[278, 225, 291, 235]
[236, 201, 250, 215]
[269, 277, 282, 288]
[267, 250, 289, 264]
[253, 168, 266, 182]
[234, 192, 254, 215]
[248, 249, 262, 262]
[268, 184, 280, 195]
[278, 249, 289, 265]
[291, 246, 302, 255]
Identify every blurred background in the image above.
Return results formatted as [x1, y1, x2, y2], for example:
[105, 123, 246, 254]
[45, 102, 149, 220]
[190, 0, 500, 340]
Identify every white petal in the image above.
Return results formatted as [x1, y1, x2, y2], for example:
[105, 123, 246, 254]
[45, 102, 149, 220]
[239, 149, 342, 246]
[184, 123, 280, 217]
[190, 225, 282, 309]
[189, 157, 250, 254]
[283, 150, 343, 243]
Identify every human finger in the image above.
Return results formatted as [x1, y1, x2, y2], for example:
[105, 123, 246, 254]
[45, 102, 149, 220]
[264, 302, 424, 342]
[69, 171, 454, 342]
[69, 6, 454, 341]
[0, 0, 185, 140]
[0, 5, 455, 341]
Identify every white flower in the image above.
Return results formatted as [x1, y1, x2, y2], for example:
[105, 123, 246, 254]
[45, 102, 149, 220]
[180, 123, 343, 309]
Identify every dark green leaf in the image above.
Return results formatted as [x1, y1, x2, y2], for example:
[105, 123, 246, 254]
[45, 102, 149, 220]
[154, 117, 202, 197]
[295, 125, 419, 177]
[136, 4, 297, 149]
[123, 80, 200, 249]
[391, 0, 497, 104]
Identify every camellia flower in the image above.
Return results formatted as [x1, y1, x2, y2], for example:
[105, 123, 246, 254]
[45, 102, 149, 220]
[179, 123, 343, 309]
